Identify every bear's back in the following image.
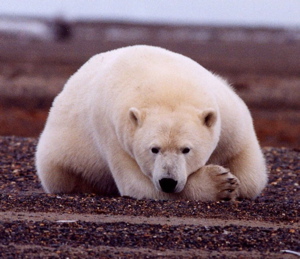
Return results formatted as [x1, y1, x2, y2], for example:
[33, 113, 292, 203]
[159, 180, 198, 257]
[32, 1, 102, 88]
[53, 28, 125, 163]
[85, 45, 222, 111]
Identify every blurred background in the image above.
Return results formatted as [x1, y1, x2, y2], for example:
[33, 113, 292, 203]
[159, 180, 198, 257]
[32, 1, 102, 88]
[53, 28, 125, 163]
[0, 0, 299, 148]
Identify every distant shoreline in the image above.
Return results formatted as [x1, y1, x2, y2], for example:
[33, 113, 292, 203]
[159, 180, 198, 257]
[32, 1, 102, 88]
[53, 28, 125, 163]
[1, 0, 300, 28]
[0, 18, 299, 147]
[1, 15, 300, 34]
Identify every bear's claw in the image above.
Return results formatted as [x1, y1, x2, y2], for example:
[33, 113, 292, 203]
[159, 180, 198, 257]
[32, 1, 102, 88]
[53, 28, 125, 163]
[212, 166, 240, 201]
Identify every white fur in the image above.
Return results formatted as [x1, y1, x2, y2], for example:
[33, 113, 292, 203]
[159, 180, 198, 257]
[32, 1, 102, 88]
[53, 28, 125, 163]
[35, 45, 268, 201]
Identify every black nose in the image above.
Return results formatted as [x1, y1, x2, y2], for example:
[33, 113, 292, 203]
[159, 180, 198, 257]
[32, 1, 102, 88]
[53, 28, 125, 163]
[159, 178, 178, 193]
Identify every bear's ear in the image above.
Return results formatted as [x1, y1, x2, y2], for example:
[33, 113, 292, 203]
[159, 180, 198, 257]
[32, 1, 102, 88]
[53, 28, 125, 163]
[199, 108, 217, 127]
[129, 107, 144, 127]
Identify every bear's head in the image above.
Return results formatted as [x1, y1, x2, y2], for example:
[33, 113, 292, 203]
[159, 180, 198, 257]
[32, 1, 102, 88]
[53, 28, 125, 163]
[128, 106, 221, 194]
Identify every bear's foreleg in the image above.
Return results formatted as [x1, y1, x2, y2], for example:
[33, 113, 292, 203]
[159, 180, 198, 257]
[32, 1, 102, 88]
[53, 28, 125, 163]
[182, 165, 240, 201]
[226, 142, 268, 199]
[37, 165, 81, 193]
[108, 151, 176, 200]
[37, 164, 107, 194]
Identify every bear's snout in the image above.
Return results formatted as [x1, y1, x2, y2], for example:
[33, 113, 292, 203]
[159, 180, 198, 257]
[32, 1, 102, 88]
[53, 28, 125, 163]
[159, 178, 178, 193]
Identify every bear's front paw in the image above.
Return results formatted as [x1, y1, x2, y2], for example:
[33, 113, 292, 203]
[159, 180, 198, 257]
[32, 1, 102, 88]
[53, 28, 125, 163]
[207, 165, 240, 201]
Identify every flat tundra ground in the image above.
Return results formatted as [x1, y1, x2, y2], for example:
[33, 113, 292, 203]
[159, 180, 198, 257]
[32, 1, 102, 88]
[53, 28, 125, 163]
[0, 137, 299, 258]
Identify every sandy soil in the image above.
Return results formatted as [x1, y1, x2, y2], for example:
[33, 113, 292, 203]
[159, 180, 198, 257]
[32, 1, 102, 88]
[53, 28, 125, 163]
[0, 136, 299, 258]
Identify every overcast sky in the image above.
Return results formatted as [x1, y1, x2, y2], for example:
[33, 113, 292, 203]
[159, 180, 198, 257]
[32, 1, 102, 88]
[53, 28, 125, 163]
[0, 0, 300, 28]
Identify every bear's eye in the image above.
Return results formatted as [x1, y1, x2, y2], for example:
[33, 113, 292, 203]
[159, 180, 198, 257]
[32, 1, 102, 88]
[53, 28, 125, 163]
[182, 148, 190, 154]
[151, 147, 160, 154]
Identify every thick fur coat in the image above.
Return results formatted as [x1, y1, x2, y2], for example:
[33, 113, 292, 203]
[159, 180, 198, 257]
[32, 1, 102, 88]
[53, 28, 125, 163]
[35, 45, 268, 201]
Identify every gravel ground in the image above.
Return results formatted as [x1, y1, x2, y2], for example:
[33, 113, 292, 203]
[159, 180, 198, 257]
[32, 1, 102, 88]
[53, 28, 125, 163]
[0, 136, 299, 258]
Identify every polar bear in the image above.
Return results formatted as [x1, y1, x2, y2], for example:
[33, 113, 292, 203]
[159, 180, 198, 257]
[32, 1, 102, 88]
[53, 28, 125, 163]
[35, 45, 267, 201]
